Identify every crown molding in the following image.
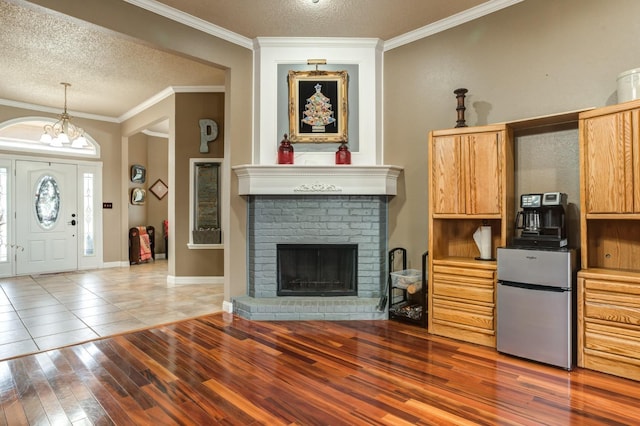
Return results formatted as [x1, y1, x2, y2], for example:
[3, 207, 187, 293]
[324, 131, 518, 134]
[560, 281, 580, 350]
[126, 0, 521, 52]
[255, 37, 383, 50]
[118, 85, 224, 122]
[142, 129, 168, 138]
[124, 0, 253, 50]
[383, 0, 525, 51]
[0, 98, 118, 123]
[0, 85, 224, 125]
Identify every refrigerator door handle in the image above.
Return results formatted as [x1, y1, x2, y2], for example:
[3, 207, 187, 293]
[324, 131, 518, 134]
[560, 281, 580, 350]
[498, 280, 569, 292]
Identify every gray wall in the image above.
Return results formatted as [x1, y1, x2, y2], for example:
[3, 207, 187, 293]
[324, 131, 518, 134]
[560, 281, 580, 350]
[384, 0, 640, 267]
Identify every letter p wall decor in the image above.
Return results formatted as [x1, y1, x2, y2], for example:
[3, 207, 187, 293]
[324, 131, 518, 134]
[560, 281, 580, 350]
[199, 119, 218, 153]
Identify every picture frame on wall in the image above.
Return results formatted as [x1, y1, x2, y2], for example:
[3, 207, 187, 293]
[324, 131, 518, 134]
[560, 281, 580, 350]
[149, 178, 168, 200]
[288, 70, 348, 143]
[131, 188, 146, 205]
[131, 164, 146, 183]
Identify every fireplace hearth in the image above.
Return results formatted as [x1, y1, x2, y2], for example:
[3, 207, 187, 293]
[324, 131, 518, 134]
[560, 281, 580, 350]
[277, 244, 357, 296]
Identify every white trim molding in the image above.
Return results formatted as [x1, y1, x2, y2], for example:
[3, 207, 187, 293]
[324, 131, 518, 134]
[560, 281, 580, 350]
[124, 0, 253, 49]
[384, 0, 525, 51]
[126, 0, 522, 52]
[167, 275, 225, 286]
[253, 37, 383, 166]
[232, 164, 403, 196]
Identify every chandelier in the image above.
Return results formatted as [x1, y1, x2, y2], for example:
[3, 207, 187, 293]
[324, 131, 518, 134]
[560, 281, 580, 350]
[40, 82, 88, 148]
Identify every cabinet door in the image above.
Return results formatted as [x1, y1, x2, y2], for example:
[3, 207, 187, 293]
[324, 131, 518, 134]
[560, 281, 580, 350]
[582, 111, 634, 213]
[431, 131, 502, 215]
[431, 135, 465, 214]
[464, 132, 501, 215]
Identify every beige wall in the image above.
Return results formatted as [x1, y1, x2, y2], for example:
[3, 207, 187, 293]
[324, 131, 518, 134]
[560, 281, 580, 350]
[384, 0, 640, 267]
[127, 133, 148, 229]
[121, 91, 226, 278]
[126, 133, 168, 254]
[173, 92, 225, 277]
[146, 136, 169, 255]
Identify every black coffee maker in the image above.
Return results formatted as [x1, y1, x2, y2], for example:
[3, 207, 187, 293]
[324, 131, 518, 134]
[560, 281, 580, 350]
[513, 192, 568, 248]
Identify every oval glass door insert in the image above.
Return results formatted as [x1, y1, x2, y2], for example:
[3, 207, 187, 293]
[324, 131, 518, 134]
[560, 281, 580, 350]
[35, 175, 61, 229]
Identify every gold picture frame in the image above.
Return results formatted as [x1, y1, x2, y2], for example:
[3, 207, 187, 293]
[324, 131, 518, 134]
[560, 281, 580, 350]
[288, 70, 348, 143]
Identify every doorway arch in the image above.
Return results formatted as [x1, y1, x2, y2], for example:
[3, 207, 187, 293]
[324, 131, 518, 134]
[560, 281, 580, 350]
[0, 117, 100, 158]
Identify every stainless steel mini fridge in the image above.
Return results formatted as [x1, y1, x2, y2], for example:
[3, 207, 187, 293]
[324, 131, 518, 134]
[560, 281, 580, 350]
[496, 247, 577, 370]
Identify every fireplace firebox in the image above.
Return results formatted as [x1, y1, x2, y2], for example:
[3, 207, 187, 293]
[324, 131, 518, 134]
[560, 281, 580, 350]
[277, 244, 357, 296]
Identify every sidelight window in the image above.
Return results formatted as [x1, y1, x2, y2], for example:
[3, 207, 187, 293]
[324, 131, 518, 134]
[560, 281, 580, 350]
[0, 168, 6, 262]
[83, 173, 94, 256]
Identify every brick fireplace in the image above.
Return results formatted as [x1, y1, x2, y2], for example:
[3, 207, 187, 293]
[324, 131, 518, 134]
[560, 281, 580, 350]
[232, 165, 402, 320]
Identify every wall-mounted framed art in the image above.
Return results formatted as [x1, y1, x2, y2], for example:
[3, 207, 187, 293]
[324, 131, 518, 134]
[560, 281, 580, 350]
[149, 179, 168, 200]
[131, 188, 146, 205]
[288, 70, 348, 143]
[131, 164, 146, 183]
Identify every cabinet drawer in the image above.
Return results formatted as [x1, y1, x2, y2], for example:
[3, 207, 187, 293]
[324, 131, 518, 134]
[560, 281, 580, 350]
[433, 264, 495, 280]
[584, 320, 640, 362]
[585, 302, 640, 326]
[583, 278, 640, 325]
[432, 279, 494, 304]
[432, 266, 495, 304]
[584, 278, 640, 300]
[432, 297, 494, 331]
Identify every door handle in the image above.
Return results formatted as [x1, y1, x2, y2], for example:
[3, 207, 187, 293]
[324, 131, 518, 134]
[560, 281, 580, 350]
[68, 219, 76, 226]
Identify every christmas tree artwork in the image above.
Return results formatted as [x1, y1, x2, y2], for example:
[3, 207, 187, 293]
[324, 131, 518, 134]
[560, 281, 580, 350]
[302, 83, 336, 132]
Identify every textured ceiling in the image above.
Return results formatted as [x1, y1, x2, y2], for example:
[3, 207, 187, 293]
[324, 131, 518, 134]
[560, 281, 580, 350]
[152, 0, 487, 40]
[0, 0, 225, 119]
[0, 0, 489, 120]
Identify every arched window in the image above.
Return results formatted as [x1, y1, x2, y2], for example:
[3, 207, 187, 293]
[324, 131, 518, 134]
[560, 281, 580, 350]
[0, 117, 99, 158]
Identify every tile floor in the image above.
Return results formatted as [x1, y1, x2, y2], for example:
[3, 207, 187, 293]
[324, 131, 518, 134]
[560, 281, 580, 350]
[0, 260, 224, 360]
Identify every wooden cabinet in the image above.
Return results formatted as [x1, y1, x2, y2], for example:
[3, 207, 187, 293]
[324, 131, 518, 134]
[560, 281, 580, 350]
[578, 270, 640, 381]
[581, 107, 638, 214]
[430, 260, 496, 346]
[427, 124, 514, 347]
[431, 129, 503, 215]
[578, 99, 640, 380]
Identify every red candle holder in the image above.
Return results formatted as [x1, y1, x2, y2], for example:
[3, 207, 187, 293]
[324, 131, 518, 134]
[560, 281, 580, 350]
[277, 134, 294, 164]
[335, 143, 351, 165]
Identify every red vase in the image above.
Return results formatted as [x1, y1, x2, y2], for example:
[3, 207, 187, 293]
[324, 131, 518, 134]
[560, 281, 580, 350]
[278, 134, 294, 164]
[335, 143, 351, 165]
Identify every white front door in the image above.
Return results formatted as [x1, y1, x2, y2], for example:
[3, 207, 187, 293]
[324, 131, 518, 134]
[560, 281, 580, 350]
[16, 161, 78, 275]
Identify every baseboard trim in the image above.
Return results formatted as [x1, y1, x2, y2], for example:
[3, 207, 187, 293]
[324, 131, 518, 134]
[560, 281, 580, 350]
[103, 261, 128, 268]
[166, 275, 224, 286]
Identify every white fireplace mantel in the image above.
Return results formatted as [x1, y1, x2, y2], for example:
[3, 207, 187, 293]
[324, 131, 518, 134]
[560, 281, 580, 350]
[232, 165, 403, 196]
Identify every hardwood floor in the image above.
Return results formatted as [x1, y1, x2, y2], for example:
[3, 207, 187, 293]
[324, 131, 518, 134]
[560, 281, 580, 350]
[1, 314, 639, 425]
